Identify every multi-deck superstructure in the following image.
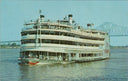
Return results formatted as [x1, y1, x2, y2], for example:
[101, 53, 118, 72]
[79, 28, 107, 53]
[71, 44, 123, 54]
[19, 14, 110, 65]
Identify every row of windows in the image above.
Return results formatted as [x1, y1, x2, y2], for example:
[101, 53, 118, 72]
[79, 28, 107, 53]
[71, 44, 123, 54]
[34, 25, 71, 30]
[21, 30, 104, 41]
[79, 53, 102, 57]
[20, 51, 102, 58]
[21, 39, 99, 46]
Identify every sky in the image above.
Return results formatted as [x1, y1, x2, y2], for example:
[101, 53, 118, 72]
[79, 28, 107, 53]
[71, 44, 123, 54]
[0, 0, 128, 46]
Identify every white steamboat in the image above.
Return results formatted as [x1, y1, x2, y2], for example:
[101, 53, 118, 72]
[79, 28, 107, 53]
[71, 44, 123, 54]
[19, 14, 110, 65]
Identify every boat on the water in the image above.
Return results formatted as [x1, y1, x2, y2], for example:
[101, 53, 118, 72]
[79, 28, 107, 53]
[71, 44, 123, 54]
[19, 14, 110, 65]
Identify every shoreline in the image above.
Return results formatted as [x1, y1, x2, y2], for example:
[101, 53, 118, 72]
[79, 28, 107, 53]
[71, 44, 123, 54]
[0, 46, 20, 49]
[0, 46, 127, 49]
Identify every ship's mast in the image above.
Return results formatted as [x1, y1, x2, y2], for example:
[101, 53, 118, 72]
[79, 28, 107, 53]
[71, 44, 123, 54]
[36, 10, 44, 48]
[39, 10, 41, 48]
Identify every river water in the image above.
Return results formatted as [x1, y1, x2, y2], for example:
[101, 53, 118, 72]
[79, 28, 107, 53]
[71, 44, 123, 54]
[0, 49, 128, 81]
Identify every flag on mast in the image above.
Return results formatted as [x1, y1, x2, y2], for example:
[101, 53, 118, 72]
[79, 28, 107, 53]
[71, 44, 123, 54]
[39, 10, 42, 14]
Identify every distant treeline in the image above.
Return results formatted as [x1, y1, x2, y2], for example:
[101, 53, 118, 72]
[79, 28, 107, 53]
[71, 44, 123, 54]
[0, 43, 20, 48]
[0, 43, 128, 49]
[110, 45, 128, 49]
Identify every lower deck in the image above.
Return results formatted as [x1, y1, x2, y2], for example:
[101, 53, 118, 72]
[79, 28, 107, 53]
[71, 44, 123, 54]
[20, 51, 108, 62]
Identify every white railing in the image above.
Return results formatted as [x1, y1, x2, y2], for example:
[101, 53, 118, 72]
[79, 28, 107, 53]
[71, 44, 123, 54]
[21, 43, 102, 53]
[21, 35, 104, 45]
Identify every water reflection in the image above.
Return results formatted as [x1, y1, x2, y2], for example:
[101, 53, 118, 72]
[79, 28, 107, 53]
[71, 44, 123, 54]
[19, 60, 108, 81]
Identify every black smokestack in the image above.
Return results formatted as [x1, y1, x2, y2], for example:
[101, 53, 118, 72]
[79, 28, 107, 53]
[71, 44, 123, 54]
[40, 15, 45, 18]
[68, 14, 73, 17]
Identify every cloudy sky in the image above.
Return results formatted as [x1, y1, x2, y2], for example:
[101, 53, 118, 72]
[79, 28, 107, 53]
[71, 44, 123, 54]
[0, 0, 128, 46]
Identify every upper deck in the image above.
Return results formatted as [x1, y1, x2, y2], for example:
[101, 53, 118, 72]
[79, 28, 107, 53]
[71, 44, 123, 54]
[22, 14, 108, 38]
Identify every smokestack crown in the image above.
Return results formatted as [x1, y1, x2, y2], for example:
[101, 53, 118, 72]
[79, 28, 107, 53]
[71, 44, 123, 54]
[40, 15, 45, 18]
[87, 24, 91, 27]
[68, 14, 73, 17]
